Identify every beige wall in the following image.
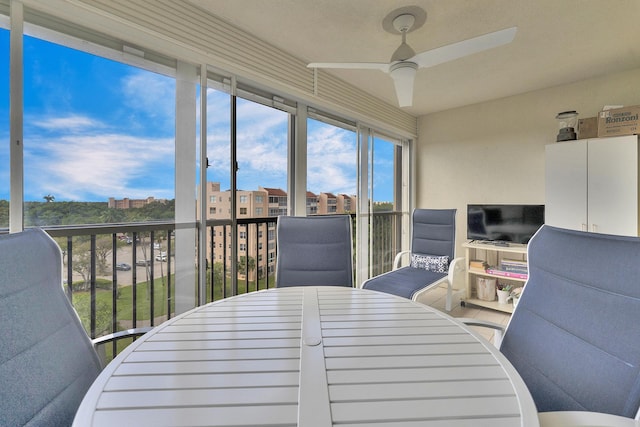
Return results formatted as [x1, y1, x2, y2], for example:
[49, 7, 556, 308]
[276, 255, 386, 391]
[417, 66, 640, 254]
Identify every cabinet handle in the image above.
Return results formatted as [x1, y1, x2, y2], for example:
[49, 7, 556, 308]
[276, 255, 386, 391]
[592, 224, 598, 232]
[581, 223, 588, 231]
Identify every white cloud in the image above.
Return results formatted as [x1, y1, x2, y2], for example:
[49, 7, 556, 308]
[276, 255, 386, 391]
[18, 69, 178, 202]
[121, 71, 175, 129]
[307, 123, 357, 195]
[24, 131, 174, 201]
[32, 115, 105, 132]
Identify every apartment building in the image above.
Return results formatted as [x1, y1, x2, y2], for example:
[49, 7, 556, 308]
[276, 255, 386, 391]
[108, 197, 165, 209]
[200, 182, 356, 280]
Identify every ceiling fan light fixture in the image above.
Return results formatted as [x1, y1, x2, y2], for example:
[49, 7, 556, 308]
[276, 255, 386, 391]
[389, 62, 417, 107]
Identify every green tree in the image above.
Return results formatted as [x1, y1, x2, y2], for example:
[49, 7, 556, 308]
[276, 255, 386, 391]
[95, 235, 115, 276]
[101, 208, 126, 223]
[74, 296, 113, 337]
[71, 240, 92, 291]
[0, 200, 10, 228]
[237, 256, 256, 276]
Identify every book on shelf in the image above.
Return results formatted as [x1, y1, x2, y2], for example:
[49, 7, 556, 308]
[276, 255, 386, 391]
[499, 258, 528, 274]
[500, 265, 529, 274]
[500, 258, 527, 267]
[469, 259, 488, 270]
[485, 268, 528, 280]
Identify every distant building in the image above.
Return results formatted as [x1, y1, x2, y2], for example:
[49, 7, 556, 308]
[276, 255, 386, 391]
[318, 192, 337, 213]
[261, 187, 288, 217]
[306, 191, 318, 215]
[338, 194, 357, 213]
[108, 196, 165, 209]
[197, 182, 357, 280]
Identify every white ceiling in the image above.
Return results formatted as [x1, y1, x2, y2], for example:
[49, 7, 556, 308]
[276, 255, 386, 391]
[187, 0, 640, 117]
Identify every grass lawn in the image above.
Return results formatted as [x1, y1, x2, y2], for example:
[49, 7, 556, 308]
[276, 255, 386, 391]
[71, 273, 276, 332]
[70, 272, 276, 361]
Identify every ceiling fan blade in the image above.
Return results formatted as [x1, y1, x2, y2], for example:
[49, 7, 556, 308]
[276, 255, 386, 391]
[412, 26, 517, 69]
[307, 62, 389, 72]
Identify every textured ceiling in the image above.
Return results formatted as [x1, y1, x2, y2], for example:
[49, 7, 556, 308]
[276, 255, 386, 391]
[187, 0, 640, 117]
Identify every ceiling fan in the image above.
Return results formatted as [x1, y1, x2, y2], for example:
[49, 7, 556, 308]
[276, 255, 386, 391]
[307, 8, 517, 108]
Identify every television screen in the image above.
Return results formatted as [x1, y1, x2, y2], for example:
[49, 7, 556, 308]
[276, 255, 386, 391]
[467, 204, 545, 244]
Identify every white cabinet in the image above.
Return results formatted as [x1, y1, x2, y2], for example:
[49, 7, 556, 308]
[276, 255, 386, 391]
[545, 135, 639, 236]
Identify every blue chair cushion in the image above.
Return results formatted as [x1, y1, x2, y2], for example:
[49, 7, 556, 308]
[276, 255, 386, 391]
[275, 215, 353, 287]
[362, 209, 456, 300]
[362, 266, 447, 300]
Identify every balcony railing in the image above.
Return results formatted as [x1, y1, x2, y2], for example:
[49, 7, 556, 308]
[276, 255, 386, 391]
[19, 211, 400, 360]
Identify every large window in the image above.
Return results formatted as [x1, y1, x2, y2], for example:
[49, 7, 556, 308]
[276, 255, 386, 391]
[203, 83, 290, 295]
[22, 35, 176, 226]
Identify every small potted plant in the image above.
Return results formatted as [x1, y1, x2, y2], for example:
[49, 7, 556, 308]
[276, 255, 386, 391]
[496, 283, 513, 304]
[510, 286, 523, 308]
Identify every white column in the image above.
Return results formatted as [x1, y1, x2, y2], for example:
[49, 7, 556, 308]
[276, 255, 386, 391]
[291, 105, 307, 216]
[9, 0, 24, 233]
[174, 61, 198, 314]
[198, 64, 208, 305]
[355, 127, 370, 287]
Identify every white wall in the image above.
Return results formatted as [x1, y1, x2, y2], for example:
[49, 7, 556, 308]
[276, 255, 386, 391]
[417, 66, 640, 253]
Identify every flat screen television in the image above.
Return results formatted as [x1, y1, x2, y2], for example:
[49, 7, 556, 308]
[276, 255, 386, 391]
[467, 204, 545, 244]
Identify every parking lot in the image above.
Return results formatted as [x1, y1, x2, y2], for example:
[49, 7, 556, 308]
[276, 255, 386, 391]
[67, 243, 171, 288]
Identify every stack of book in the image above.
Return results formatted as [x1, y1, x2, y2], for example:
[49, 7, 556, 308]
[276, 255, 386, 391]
[499, 258, 528, 274]
[484, 258, 528, 279]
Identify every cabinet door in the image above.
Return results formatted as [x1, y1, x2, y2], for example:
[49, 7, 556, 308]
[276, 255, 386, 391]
[545, 140, 587, 231]
[588, 136, 638, 236]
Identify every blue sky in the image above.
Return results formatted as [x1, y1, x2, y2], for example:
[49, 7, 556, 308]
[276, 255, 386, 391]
[1, 30, 394, 203]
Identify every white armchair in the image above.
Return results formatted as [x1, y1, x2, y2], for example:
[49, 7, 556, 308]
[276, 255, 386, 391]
[363, 209, 466, 311]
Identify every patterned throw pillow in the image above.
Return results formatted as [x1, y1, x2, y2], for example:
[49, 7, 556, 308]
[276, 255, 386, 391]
[410, 254, 450, 273]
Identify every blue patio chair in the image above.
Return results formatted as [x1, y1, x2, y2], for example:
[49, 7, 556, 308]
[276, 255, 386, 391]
[469, 225, 640, 425]
[362, 209, 465, 311]
[0, 228, 150, 426]
[275, 215, 353, 287]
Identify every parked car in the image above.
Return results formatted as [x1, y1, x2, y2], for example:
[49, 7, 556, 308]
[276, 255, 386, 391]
[115, 263, 131, 271]
[155, 254, 167, 262]
[136, 259, 151, 266]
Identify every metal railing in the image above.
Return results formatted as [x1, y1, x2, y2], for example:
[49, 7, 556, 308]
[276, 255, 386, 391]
[369, 211, 402, 276]
[202, 217, 279, 302]
[45, 222, 178, 360]
[21, 211, 400, 359]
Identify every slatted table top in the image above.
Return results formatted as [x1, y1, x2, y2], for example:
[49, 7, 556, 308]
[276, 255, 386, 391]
[74, 286, 539, 426]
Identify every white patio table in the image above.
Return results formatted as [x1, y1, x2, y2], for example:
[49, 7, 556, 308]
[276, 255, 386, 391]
[73, 286, 539, 426]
